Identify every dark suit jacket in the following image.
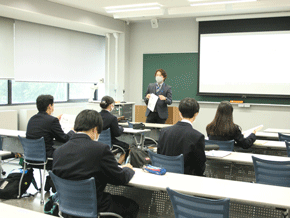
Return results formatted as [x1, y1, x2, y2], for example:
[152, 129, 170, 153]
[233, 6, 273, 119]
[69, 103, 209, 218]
[52, 133, 134, 212]
[144, 83, 172, 119]
[26, 111, 73, 157]
[100, 110, 124, 145]
[157, 121, 206, 176]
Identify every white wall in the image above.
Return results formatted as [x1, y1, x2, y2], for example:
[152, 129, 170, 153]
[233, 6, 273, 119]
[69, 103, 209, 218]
[128, 18, 290, 135]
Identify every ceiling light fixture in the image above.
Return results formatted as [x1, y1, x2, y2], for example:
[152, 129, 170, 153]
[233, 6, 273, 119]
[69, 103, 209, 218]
[105, 3, 162, 13]
[189, 0, 257, 6]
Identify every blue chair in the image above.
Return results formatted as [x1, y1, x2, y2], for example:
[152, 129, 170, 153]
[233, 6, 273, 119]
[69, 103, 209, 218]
[98, 128, 125, 154]
[148, 150, 184, 174]
[166, 187, 230, 218]
[49, 171, 123, 218]
[252, 156, 290, 187]
[278, 132, 290, 142]
[205, 139, 234, 151]
[18, 136, 47, 204]
[285, 141, 290, 157]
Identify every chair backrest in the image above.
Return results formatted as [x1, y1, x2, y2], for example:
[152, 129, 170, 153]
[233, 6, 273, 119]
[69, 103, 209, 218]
[285, 141, 290, 157]
[49, 171, 98, 218]
[148, 150, 184, 174]
[98, 128, 112, 148]
[252, 156, 290, 187]
[166, 187, 230, 218]
[278, 132, 290, 142]
[127, 121, 133, 128]
[18, 136, 46, 162]
[205, 139, 234, 151]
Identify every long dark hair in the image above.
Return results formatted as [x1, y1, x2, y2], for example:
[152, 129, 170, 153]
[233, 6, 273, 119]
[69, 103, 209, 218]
[206, 101, 240, 136]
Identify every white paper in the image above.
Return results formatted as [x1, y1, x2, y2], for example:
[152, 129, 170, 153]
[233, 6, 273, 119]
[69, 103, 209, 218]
[59, 114, 76, 133]
[147, 93, 159, 112]
[206, 150, 232, 158]
[243, 125, 263, 138]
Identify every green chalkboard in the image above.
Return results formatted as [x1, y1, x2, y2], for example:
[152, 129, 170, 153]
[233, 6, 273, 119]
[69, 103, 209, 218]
[143, 53, 290, 105]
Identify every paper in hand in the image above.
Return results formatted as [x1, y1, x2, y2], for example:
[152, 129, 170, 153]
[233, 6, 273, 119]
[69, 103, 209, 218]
[147, 93, 158, 112]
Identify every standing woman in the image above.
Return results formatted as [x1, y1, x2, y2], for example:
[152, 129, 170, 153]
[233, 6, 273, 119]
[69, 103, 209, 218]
[206, 101, 256, 149]
[144, 69, 172, 124]
[100, 96, 130, 164]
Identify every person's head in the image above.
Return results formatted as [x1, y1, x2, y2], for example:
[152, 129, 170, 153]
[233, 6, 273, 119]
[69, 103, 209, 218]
[36, 95, 54, 114]
[74, 109, 103, 140]
[206, 101, 238, 136]
[100, 96, 115, 112]
[155, 69, 167, 84]
[178, 98, 200, 122]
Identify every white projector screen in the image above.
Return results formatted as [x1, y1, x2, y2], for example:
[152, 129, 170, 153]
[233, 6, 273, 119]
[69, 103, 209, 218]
[199, 31, 290, 97]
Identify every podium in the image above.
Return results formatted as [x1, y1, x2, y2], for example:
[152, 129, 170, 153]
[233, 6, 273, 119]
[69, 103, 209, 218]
[135, 105, 181, 124]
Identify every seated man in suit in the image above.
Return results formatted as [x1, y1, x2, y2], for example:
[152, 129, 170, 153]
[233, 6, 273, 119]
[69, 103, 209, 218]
[157, 98, 206, 176]
[26, 94, 74, 190]
[53, 109, 139, 218]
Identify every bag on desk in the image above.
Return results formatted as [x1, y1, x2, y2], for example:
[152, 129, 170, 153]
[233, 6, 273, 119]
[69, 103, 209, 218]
[132, 123, 145, 130]
[130, 146, 151, 168]
[0, 168, 33, 199]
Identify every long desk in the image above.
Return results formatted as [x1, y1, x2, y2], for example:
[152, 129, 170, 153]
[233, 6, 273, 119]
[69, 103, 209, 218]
[0, 129, 26, 153]
[105, 168, 290, 218]
[0, 202, 51, 217]
[264, 128, 290, 134]
[255, 131, 280, 140]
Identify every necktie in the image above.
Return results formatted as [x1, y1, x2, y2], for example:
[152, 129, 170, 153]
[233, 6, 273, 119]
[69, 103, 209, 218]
[156, 84, 161, 93]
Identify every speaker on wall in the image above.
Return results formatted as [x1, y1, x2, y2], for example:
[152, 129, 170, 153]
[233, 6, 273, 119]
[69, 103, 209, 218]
[151, 19, 158, 28]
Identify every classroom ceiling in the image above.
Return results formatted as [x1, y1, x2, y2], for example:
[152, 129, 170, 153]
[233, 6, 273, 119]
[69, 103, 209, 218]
[47, 0, 290, 22]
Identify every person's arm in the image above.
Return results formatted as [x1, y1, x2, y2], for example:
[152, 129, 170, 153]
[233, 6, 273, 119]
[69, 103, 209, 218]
[234, 129, 256, 149]
[51, 117, 72, 143]
[100, 145, 135, 185]
[144, 85, 151, 105]
[110, 116, 124, 137]
[164, 86, 172, 105]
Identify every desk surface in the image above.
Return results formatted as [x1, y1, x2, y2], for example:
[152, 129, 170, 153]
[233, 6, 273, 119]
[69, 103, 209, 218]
[0, 203, 51, 217]
[206, 150, 290, 165]
[264, 128, 290, 134]
[119, 122, 172, 129]
[123, 128, 151, 133]
[0, 128, 26, 137]
[255, 131, 279, 140]
[129, 168, 290, 209]
[253, 139, 286, 149]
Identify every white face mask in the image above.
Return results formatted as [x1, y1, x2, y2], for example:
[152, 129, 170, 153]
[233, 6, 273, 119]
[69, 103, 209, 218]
[155, 76, 163, 84]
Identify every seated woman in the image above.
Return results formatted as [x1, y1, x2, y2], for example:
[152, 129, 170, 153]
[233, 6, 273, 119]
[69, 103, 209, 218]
[206, 101, 256, 150]
[100, 96, 130, 164]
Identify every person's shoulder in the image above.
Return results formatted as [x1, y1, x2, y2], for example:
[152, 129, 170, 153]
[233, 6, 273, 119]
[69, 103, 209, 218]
[164, 83, 171, 89]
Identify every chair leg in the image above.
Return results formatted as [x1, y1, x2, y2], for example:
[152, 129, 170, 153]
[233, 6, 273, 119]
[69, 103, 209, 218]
[18, 163, 27, 199]
[39, 167, 46, 204]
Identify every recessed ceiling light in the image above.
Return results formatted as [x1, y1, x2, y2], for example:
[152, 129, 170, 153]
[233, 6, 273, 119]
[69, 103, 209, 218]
[105, 3, 162, 13]
[189, 0, 257, 6]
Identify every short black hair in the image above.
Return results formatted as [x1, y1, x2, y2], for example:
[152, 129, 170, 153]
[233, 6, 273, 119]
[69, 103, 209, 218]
[74, 109, 103, 134]
[100, 96, 115, 109]
[178, 98, 200, 118]
[36, 95, 54, 112]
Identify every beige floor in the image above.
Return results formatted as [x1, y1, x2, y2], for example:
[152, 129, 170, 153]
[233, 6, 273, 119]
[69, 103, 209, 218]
[0, 159, 52, 215]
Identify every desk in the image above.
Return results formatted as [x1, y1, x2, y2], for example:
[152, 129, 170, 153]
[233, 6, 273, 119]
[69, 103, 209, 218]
[252, 140, 287, 156]
[119, 122, 171, 140]
[255, 131, 279, 140]
[264, 128, 290, 134]
[105, 168, 289, 218]
[0, 129, 26, 153]
[121, 128, 151, 147]
[0, 203, 51, 217]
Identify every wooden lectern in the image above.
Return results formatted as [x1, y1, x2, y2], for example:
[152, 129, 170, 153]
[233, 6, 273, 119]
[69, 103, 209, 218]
[135, 105, 181, 124]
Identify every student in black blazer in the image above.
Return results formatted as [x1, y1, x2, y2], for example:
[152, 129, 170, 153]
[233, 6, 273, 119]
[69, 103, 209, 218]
[206, 101, 256, 150]
[53, 109, 139, 218]
[144, 69, 172, 124]
[26, 95, 74, 160]
[100, 96, 130, 164]
[157, 98, 206, 176]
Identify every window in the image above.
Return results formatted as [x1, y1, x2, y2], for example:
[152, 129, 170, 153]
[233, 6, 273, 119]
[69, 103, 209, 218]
[12, 81, 67, 104]
[69, 83, 93, 100]
[0, 80, 8, 104]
